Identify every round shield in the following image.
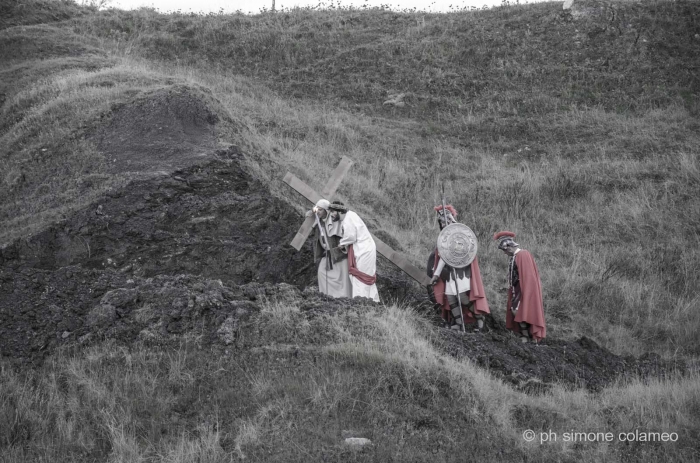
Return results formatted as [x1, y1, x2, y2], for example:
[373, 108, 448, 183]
[437, 223, 478, 268]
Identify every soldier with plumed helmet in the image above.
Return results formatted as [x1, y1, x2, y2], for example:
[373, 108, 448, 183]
[428, 204, 490, 332]
[494, 231, 546, 343]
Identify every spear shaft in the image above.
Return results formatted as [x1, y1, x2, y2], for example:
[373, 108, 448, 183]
[441, 186, 465, 333]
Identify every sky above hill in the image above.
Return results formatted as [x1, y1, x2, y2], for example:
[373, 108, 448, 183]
[110, 0, 543, 14]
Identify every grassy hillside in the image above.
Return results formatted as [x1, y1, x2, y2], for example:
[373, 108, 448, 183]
[3, 0, 699, 356]
[2, 295, 699, 462]
[1, 0, 700, 461]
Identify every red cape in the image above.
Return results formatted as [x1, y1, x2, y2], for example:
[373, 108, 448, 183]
[506, 250, 546, 341]
[432, 250, 490, 323]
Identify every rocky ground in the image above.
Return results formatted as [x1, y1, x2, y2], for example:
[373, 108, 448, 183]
[0, 256, 683, 393]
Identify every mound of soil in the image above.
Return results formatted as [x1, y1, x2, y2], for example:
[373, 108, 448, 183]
[92, 85, 222, 174]
[0, 151, 315, 287]
[429, 314, 683, 393]
[0, 264, 358, 361]
[0, 258, 683, 393]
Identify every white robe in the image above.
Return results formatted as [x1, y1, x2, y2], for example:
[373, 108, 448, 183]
[316, 215, 352, 298]
[339, 211, 380, 302]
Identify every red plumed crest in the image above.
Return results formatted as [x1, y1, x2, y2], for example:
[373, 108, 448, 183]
[493, 231, 516, 241]
[434, 204, 458, 217]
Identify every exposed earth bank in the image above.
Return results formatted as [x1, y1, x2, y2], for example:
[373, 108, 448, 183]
[0, 151, 684, 392]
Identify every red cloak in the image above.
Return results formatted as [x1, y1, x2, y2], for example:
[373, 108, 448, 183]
[432, 250, 490, 324]
[505, 250, 546, 341]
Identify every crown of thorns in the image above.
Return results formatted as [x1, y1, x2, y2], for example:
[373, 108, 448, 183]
[328, 201, 348, 212]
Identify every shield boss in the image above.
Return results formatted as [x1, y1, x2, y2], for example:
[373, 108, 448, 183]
[437, 223, 478, 268]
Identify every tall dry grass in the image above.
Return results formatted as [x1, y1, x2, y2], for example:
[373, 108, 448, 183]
[1, 305, 698, 461]
[0, 61, 172, 243]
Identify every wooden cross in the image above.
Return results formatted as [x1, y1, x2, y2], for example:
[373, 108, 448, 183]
[283, 157, 432, 286]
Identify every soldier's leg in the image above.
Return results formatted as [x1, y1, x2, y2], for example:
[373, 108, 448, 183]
[519, 322, 530, 342]
[463, 294, 484, 332]
[446, 295, 463, 330]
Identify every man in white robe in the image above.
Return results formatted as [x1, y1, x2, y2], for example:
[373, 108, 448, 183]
[334, 202, 380, 302]
[310, 199, 352, 298]
[310, 200, 380, 302]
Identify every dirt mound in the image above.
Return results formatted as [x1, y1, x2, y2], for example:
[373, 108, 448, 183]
[429, 314, 684, 393]
[0, 151, 315, 286]
[0, 25, 104, 63]
[92, 85, 222, 174]
[0, 259, 683, 392]
[0, 262, 370, 361]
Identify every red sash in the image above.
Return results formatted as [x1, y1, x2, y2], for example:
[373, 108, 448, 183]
[347, 244, 377, 285]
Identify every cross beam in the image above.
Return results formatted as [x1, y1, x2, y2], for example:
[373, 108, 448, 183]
[283, 159, 431, 286]
[284, 156, 354, 251]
